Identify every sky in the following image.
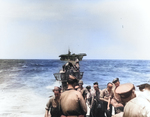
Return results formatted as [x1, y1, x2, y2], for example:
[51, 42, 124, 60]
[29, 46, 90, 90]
[0, 0, 150, 60]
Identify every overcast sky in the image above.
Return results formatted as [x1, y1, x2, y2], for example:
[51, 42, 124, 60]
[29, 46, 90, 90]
[0, 0, 150, 60]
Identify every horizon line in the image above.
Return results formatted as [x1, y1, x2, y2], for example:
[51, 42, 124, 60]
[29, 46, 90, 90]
[0, 58, 150, 61]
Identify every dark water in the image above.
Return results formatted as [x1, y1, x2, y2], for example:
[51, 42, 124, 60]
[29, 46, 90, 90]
[1, 59, 150, 116]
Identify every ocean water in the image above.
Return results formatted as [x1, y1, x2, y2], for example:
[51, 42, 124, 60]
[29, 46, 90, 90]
[0, 59, 150, 116]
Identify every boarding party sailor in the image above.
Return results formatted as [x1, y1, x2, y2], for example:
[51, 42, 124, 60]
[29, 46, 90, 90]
[111, 78, 124, 114]
[123, 83, 150, 117]
[60, 75, 87, 117]
[112, 83, 136, 117]
[77, 80, 88, 101]
[45, 86, 61, 117]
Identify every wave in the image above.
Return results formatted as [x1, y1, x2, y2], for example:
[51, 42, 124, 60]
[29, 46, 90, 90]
[30, 63, 45, 66]
[0, 88, 46, 117]
[22, 65, 28, 68]
[10, 67, 23, 72]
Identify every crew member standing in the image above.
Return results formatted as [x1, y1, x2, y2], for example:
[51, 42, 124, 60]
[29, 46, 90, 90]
[123, 83, 150, 117]
[112, 83, 136, 117]
[86, 85, 92, 117]
[111, 78, 124, 114]
[60, 75, 87, 117]
[100, 82, 114, 117]
[90, 83, 104, 117]
[86, 85, 92, 107]
[45, 86, 61, 117]
[77, 80, 87, 101]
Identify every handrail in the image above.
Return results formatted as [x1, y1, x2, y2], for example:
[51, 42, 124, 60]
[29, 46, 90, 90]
[53, 72, 84, 82]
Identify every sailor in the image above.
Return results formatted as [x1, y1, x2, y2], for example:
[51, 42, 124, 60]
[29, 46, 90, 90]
[115, 83, 136, 105]
[112, 83, 136, 117]
[111, 78, 124, 114]
[86, 85, 92, 106]
[90, 83, 104, 117]
[77, 80, 87, 100]
[59, 60, 75, 74]
[100, 82, 114, 117]
[60, 75, 87, 117]
[45, 86, 61, 117]
[123, 83, 150, 117]
[86, 85, 92, 117]
[90, 82, 98, 92]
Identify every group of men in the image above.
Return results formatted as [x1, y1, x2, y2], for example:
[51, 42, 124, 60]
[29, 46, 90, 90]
[45, 76, 150, 117]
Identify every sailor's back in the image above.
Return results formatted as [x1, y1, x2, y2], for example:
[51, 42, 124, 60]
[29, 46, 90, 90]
[60, 89, 87, 116]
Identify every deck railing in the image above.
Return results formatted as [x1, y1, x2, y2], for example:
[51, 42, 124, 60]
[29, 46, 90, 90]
[53, 72, 84, 82]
